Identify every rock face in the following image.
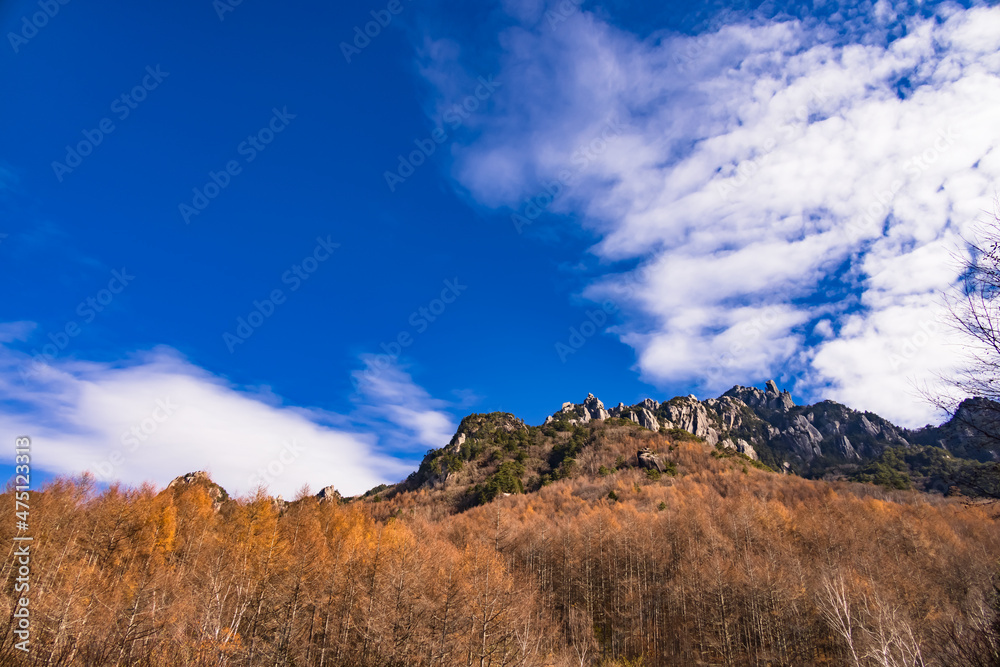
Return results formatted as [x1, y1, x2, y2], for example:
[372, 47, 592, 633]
[635, 408, 660, 432]
[636, 448, 664, 472]
[658, 396, 721, 446]
[548, 393, 610, 425]
[316, 485, 341, 503]
[447, 432, 467, 454]
[907, 397, 1000, 461]
[583, 393, 611, 421]
[542, 382, 998, 472]
[835, 435, 860, 460]
[721, 438, 758, 461]
[167, 471, 228, 510]
[782, 414, 824, 461]
[168, 470, 213, 489]
[724, 381, 794, 413]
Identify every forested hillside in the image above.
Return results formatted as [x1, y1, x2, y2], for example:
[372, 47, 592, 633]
[1, 417, 998, 666]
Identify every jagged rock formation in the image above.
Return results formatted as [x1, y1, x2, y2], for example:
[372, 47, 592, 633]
[168, 470, 213, 488]
[446, 431, 467, 454]
[781, 414, 824, 461]
[545, 382, 997, 473]
[272, 496, 289, 513]
[159, 380, 999, 517]
[316, 485, 341, 503]
[181, 384, 998, 518]
[610, 403, 661, 431]
[908, 397, 1000, 461]
[166, 471, 229, 510]
[547, 393, 610, 424]
[720, 437, 758, 461]
[658, 396, 722, 446]
[583, 393, 611, 421]
[724, 381, 795, 412]
[636, 408, 660, 431]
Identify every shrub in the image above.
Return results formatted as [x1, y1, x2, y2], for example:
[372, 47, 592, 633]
[473, 460, 525, 504]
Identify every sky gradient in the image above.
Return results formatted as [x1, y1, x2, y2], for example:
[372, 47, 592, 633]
[2, 0, 998, 496]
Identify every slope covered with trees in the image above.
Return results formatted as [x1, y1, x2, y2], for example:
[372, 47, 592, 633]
[2, 419, 998, 666]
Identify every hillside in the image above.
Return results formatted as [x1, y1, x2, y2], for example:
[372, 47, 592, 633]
[371, 382, 1000, 513]
[2, 385, 999, 666]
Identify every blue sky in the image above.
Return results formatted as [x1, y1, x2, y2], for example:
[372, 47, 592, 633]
[2, 0, 998, 496]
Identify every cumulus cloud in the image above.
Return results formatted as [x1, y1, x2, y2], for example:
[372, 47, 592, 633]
[0, 340, 456, 497]
[420, 1, 1000, 426]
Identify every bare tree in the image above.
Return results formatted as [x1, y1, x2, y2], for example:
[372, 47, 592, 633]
[929, 206, 1000, 452]
[820, 576, 862, 667]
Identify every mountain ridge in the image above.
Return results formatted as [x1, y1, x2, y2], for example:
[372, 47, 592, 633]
[166, 381, 1000, 508]
[384, 380, 1000, 507]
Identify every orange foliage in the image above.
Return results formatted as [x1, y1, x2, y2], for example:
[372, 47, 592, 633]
[0, 435, 997, 666]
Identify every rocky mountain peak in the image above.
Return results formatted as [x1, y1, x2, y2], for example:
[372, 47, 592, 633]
[547, 393, 611, 424]
[168, 470, 212, 486]
[166, 471, 229, 509]
[723, 380, 794, 413]
[534, 384, 999, 474]
[583, 393, 610, 420]
[454, 412, 527, 440]
[316, 485, 341, 503]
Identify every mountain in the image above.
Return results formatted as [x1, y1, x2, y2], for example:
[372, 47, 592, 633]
[369, 381, 999, 511]
[12, 383, 1000, 667]
[540, 381, 1000, 471]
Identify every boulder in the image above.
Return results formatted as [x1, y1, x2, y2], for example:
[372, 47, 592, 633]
[636, 448, 665, 472]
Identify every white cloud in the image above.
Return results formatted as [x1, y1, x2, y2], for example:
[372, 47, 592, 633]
[350, 354, 458, 453]
[0, 342, 456, 497]
[423, 2, 1000, 426]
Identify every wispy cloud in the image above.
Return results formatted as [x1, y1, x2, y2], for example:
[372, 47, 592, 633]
[350, 354, 458, 454]
[0, 337, 458, 497]
[419, 1, 1000, 426]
